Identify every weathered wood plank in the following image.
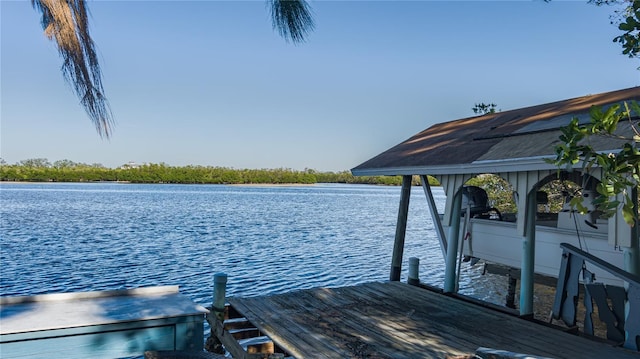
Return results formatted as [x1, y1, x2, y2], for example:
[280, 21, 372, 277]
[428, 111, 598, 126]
[229, 282, 640, 359]
[223, 317, 253, 331]
[228, 327, 261, 340]
[230, 295, 343, 358]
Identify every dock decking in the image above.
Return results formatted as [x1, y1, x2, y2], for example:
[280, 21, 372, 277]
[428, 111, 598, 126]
[229, 281, 639, 359]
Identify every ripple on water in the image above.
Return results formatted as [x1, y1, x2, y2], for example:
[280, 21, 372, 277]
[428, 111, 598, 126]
[0, 183, 503, 307]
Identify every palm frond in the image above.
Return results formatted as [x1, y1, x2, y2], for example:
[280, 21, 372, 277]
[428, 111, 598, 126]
[269, 0, 315, 44]
[32, 0, 113, 138]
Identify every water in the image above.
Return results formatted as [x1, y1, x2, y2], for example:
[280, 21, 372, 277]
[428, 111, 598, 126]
[0, 182, 506, 307]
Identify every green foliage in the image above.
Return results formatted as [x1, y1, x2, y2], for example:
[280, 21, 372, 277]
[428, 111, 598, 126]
[19, 158, 51, 168]
[466, 174, 517, 213]
[539, 180, 583, 213]
[472, 103, 498, 115]
[464, 175, 588, 216]
[613, 0, 640, 58]
[0, 160, 438, 187]
[550, 101, 640, 225]
[585, 0, 640, 59]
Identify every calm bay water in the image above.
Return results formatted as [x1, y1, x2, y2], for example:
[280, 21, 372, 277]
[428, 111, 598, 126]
[0, 182, 505, 307]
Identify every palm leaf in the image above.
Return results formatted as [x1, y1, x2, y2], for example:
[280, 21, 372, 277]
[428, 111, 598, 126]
[30, 0, 314, 138]
[32, 0, 113, 138]
[269, 0, 315, 44]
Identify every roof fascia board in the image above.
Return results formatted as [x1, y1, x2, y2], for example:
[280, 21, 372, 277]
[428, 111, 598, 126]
[352, 156, 560, 176]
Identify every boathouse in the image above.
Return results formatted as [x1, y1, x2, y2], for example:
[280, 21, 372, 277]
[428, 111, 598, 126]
[351, 86, 640, 342]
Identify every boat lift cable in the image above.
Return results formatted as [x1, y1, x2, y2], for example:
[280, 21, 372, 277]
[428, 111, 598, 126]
[571, 210, 591, 255]
[573, 212, 584, 252]
[571, 210, 592, 277]
[456, 204, 471, 292]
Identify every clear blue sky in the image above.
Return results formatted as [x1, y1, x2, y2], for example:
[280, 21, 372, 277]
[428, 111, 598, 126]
[1, 1, 638, 171]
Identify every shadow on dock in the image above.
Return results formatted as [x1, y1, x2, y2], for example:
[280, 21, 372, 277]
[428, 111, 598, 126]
[212, 281, 640, 359]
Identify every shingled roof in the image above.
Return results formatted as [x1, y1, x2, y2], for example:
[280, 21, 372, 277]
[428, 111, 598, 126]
[351, 87, 640, 176]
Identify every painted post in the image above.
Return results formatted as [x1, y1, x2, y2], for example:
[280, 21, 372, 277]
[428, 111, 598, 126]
[625, 234, 640, 276]
[205, 272, 227, 354]
[390, 175, 412, 281]
[520, 190, 536, 316]
[625, 187, 639, 351]
[213, 273, 228, 321]
[444, 189, 463, 293]
[625, 187, 640, 276]
[408, 257, 420, 286]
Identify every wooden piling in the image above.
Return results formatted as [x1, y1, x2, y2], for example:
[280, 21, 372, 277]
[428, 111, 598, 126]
[390, 175, 412, 281]
[408, 257, 420, 286]
[205, 273, 228, 354]
[213, 273, 228, 321]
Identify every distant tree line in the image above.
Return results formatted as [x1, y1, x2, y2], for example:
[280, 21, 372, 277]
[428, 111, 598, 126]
[0, 158, 438, 186]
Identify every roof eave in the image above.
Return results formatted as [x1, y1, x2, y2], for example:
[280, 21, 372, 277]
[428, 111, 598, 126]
[351, 156, 562, 176]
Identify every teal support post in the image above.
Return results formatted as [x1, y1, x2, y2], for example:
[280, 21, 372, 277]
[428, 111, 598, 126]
[627, 240, 640, 276]
[444, 189, 463, 293]
[390, 175, 412, 281]
[625, 228, 640, 276]
[625, 187, 640, 276]
[520, 190, 536, 316]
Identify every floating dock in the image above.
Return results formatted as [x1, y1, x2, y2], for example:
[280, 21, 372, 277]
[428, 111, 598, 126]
[224, 281, 639, 359]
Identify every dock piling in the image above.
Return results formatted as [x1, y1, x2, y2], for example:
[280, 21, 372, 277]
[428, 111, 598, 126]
[205, 273, 228, 354]
[213, 273, 228, 321]
[390, 175, 412, 281]
[408, 257, 420, 286]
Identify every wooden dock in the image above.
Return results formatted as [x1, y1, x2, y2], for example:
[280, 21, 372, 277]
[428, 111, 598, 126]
[228, 281, 639, 359]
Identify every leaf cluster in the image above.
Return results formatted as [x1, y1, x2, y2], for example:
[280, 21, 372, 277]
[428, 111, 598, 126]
[549, 101, 640, 225]
[32, 0, 113, 138]
[472, 103, 498, 115]
[613, 0, 640, 58]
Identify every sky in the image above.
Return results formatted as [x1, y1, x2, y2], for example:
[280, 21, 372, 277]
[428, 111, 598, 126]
[1, 1, 639, 171]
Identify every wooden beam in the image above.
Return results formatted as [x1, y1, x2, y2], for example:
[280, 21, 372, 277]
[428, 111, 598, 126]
[483, 263, 558, 288]
[390, 175, 412, 281]
[560, 243, 640, 285]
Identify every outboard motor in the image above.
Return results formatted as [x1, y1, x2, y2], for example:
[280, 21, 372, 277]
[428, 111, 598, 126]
[462, 186, 502, 220]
